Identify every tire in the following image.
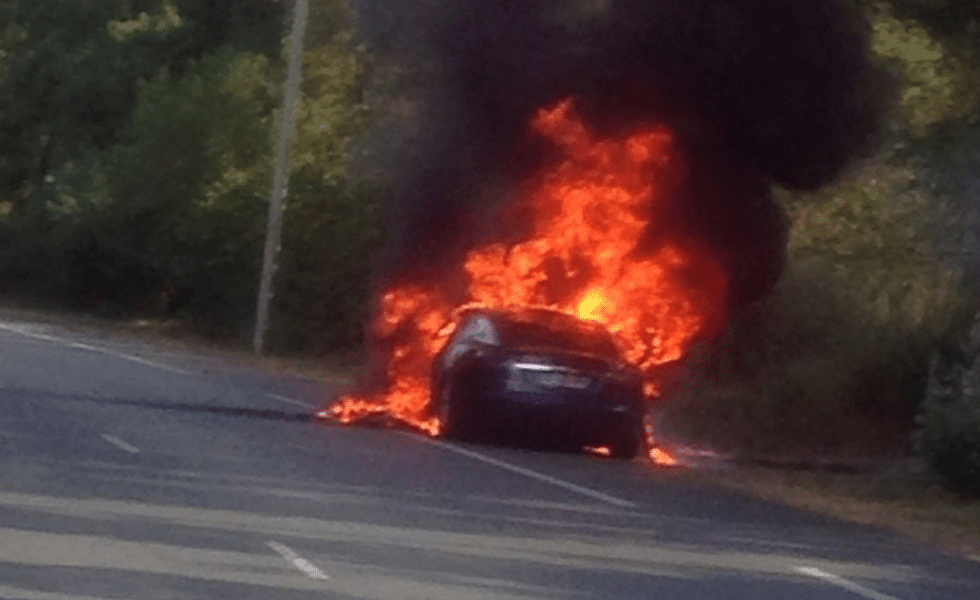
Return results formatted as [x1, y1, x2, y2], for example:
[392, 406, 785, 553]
[607, 416, 644, 459]
[436, 378, 477, 441]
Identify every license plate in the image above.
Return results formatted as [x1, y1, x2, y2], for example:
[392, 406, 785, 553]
[530, 372, 591, 389]
[563, 375, 591, 389]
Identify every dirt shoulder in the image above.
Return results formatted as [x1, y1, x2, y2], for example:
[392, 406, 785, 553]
[694, 463, 980, 562]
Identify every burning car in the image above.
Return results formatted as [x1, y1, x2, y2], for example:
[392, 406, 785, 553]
[432, 307, 647, 458]
[323, 0, 883, 470]
[325, 100, 732, 458]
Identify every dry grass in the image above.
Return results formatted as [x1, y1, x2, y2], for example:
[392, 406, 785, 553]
[697, 465, 980, 561]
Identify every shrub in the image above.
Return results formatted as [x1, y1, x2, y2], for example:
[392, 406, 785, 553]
[662, 262, 932, 458]
[270, 169, 382, 354]
[915, 313, 980, 498]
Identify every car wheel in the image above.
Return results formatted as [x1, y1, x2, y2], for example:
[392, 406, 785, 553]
[608, 417, 644, 459]
[436, 379, 476, 441]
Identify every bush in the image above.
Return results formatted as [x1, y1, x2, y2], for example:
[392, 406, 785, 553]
[915, 312, 980, 498]
[662, 157, 972, 459]
[662, 262, 935, 458]
[270, 169, 382, 354]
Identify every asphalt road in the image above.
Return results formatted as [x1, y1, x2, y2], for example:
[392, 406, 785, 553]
[0, 319, 977, 600]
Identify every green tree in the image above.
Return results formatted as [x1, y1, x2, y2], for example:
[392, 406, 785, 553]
[96, 51, 274, 330]
[877, 0, 980, 48]
[172, 0, 287, 56]
[871, 4, 980, 136]
[271, 32, 381, 352]
[0, 0, 133, 211]
[0, 0, 290, 215]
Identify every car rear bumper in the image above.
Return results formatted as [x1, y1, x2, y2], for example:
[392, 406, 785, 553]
[480, 391, 642, 441]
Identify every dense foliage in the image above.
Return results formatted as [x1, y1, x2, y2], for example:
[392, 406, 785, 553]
[0, 0, 376, 348]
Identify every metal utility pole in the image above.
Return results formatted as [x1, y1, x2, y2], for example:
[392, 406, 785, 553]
[253, 0, 310, 353]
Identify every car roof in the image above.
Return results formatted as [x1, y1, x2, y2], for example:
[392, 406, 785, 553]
[462, 305, 596, 326]
[460, 306, 620, 357]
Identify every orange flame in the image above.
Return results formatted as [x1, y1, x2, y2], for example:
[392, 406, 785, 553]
[584, 446, 613, 457]
[649, 447, 680, 467]
[325, 98, 728, 438]
[576, 289, 607, 321]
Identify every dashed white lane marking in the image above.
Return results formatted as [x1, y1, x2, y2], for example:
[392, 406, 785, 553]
[0, 322, 189, 374]
[794, 566, 902, 600]
[266, 540, 329, 580]
[100, 434, 140, 455]
[410, 434, 636, 508]
[268, 393, 315, 408]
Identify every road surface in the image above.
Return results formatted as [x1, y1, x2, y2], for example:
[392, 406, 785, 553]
[0, 318, 977, 599]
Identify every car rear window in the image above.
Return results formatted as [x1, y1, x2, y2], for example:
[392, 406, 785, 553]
[495, 310, 620, 358]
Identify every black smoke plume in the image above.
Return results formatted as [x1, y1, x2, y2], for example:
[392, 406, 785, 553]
[354, 0, 891, 308]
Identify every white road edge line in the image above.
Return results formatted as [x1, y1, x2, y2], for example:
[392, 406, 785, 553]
[67, 342, 190, 374]
[0, 323, 189, 375]
[793, 566, 902, 600]
[267, 540, 329, 580]
[0, 323, 61, 343]
[409, 434, 636, 508]
[0, 583, 123, 600]
[268, 393, 316, 408]
[100, 434, 140, 455]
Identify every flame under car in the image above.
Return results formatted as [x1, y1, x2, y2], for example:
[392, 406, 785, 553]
[432, 307, 647, 458]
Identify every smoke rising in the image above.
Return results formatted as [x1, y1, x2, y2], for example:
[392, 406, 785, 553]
[355, 0, 891, 307]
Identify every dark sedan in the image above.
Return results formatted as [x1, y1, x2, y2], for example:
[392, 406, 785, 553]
[431, 307, 647, 458]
